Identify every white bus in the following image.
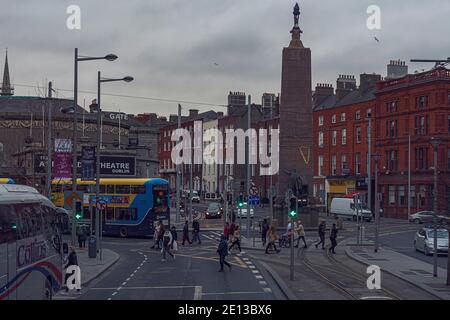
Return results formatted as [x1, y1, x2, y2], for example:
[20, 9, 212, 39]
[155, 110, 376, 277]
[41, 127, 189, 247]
[0, 184, 64, 300]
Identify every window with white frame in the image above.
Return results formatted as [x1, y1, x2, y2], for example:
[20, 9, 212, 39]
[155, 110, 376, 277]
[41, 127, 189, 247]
[331, 155, 337, 175]
[318, 132, 324, 148]
[341, 113, 346, 122]
[318, 116, 324, 126]
[341, 128, 347, 145]
[356, 127, 361, 143]
[355, 110, 361, 120]
[341, 154, 348, 172]
[332, 130, 337, 146]
[318, 155, 324, 176]
[332, 114, 336, 124]
[355, 153, 361, 174]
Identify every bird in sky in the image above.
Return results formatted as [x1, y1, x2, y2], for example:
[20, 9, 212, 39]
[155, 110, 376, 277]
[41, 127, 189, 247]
[213, 62, 219, 66]
[374, 36, 380, 43]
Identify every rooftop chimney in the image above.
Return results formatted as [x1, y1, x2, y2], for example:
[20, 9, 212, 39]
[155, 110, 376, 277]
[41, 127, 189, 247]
[169, 114, 178, 123]
[189, 109, 199, 118]
[387, 59, 408, 79]
[359, 73, 382, 94]
[335, 75, 356, 101]
[313, 83, 334, 107]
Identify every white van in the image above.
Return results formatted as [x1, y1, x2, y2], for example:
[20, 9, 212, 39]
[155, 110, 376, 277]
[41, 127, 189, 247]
[330, 198, 372, 222]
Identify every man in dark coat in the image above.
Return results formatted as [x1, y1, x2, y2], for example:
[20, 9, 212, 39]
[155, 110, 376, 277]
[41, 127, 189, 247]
[315, 220, 326, 250]
[217, 235, 232, 272]
[329, 223, 338, 254]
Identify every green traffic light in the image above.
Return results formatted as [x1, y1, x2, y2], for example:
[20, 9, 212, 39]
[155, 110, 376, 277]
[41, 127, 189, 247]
[75, 214, 82, 220]
[288, 210, 297, 217]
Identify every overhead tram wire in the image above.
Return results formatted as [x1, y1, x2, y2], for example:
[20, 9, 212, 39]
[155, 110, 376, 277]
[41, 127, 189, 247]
[14, 83, 227, 108]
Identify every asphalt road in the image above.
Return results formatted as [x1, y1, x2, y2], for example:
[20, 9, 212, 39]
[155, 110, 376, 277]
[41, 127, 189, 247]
[76, 231, 284, 300]
[379, 230, 449, 269]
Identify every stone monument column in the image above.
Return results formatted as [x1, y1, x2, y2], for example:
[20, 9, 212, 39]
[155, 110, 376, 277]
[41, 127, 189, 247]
[276, 3, 313, 226]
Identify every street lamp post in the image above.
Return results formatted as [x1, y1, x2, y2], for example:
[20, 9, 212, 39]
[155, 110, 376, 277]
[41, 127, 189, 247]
[96, 72, 133, 260]
[430, 137, 441, 277]
[70, 48, 118, 245]
[372, 153, 381, 253]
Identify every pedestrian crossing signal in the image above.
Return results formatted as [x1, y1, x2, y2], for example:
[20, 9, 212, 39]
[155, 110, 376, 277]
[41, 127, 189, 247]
[238, 194, 244, 208]
[75, 201, 83, 220]
[288, 197, 297, 218]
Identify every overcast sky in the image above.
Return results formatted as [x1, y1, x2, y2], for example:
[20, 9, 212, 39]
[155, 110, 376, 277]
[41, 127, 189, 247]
[2, 0, 449, 117]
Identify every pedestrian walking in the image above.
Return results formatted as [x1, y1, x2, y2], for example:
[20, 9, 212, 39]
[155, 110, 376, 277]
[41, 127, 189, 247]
[170, 225, 178, 249]
[192, 219, 201, 244]
[217, 235, 232, 272]
[151, 220, 162, 249]
[77, 225, 87, 249]
[315, 220, 326, 250]
[182, 221, 192, 245]
[229, 221, 236, 237]
[294, 220, 307, 248]
[224, 222, 231, 240]
[329, 223, 338, 254]
[161, 229, 175, 262]
[63, 246, 80, 294]
[265, 226, 280, 254]
[158, 222, 165, 249]
[261, 218, 269, 247]
[228, 226, 241, 253]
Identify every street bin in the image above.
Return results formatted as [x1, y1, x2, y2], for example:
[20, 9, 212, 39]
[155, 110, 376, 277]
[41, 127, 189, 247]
[88, 236, 97, 258]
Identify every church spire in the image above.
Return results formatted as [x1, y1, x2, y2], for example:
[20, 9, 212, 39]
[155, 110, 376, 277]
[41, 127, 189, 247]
[1, 49, 14, 96]
[289, 3, 304, 48]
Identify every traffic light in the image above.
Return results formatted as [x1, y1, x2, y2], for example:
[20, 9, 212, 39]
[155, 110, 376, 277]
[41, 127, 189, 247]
[75, 201, 83, 220]
[238, 194, 244, 208]
[288, 196, 297, 218]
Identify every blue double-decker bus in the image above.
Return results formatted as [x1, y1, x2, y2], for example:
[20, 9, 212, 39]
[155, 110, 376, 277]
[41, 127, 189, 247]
[51, 178, 170, 237]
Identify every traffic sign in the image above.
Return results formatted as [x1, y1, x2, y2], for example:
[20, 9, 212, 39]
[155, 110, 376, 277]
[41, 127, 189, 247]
[249, 195, 260, 205]
[96, 199, 107, 211]
[64, 191, 84, 211]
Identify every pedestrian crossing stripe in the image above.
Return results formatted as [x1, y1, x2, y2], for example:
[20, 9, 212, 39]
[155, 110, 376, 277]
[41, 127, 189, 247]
[233, 256, 248, 268]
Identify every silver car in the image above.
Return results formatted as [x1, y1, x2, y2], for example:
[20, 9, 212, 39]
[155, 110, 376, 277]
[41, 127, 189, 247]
[414, 227, 448, 256]
[409, 211, 435, 224]
[236, 204, 254, 219]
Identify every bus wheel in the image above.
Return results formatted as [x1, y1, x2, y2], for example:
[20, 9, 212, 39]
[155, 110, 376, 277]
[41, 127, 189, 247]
[119, 227, 128, 238]
[44, 278, 53, 300]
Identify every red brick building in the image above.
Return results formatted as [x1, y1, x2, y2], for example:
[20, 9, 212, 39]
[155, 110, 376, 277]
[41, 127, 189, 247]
[375, 66, 450, 218]
[313, 65, 450, 219]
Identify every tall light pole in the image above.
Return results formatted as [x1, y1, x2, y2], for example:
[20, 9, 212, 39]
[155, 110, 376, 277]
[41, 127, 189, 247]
[97, 72, 133, 259]
[176, 104, 182, 223]
[373, 153, 381, 252]
[71, 48, 117, 245]
[408, 133, 411, 219]
[269, 97, 274, 221]
[46, 81, 54, 197]
[430, 137, 441, 277]
[246, 95, 251, 238]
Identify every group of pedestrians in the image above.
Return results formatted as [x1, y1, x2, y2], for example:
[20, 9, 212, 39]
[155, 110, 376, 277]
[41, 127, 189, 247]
[151, 219, 180, 262]
[215, 221, 242, 272]
[181, 220, 202, 245]
[314, 220, 338, 254]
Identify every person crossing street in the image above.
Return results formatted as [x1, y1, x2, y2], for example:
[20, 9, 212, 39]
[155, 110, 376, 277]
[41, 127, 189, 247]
[315, 220, 326, 250]
[329, 223, 338, 254]
[217, 235, 232, 272]
[182, 221, 192, 245]
[192, 219, 201, 244]
[294, 220, 307, 248]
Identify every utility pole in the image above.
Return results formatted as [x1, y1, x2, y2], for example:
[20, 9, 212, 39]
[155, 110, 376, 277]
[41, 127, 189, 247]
[430, 137, 441, 277]
[290, 195, 297, 281]
[46, 82, 53, 197]
[189, 127, 193, 225]
[269, 97, 274, 221]
[373, 154, 381, 252]
[71, 48, 79, 246]
[176, 104, 181, 223]
[246, 95, 251, 238]
[366, 116, 372, 244]
[408, 134, 411, 219]
[96, 71, 102, 250]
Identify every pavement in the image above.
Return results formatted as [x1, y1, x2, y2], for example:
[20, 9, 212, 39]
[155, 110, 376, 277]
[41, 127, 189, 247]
[345, 239, 450, 300]
[54, 247, 120, 299]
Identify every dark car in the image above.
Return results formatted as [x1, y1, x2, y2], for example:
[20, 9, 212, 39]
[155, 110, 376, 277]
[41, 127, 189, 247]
[205, 202, 222, 219]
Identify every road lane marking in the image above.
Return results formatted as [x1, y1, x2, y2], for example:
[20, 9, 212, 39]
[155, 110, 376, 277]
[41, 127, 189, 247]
[201, 291, 269, 296]
[91, 286, 200, 290]
[251, 270, 260, 274]
[255, 275, 263, 279]
[194, 286, 202, 300]
[112, 292, 117, 296]
[263, 288, 272, 293]
[249, 265, 256, 269]
[121, 282, 127, 286]
[259, 281, 267, 285]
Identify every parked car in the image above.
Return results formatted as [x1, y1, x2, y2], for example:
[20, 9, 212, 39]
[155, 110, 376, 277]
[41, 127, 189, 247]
[236, 204, 254, 219]
[409, 211, 435, 224]
[191, 191, 200, 203]
[330, 198, 372, 222]
[414, 227, 448, 256]
[205, 202, 222, 219]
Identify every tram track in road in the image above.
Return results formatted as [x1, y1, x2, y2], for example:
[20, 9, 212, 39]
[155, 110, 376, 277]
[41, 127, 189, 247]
[301, 244, 402, 300]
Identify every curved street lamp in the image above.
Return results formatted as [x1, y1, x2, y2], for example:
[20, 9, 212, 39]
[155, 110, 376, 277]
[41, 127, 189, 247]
[95, 71, 133, 260]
